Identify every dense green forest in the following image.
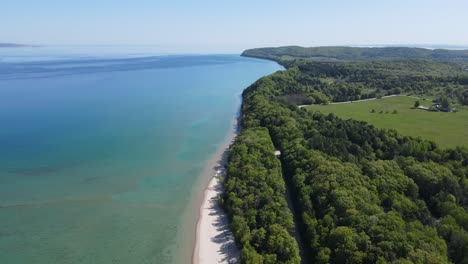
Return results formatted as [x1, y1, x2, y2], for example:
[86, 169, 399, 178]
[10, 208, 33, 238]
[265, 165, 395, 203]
[243, 46, 468, 105]
[221, 128, 300, 263]
[223, 47, 468, 263]
[250, 59, 468, 105]
[242, 46, 468, 64]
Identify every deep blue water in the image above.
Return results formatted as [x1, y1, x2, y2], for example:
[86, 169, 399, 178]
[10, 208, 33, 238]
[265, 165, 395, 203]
[0, 48, 281, 264]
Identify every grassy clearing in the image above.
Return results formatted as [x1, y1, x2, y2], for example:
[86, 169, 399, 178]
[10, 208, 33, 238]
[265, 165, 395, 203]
[319, 77, 335, 84]
[306, 96, 468, 148]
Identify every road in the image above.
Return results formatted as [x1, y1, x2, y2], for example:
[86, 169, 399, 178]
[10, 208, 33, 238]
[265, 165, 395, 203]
[298, 94, 422, 108]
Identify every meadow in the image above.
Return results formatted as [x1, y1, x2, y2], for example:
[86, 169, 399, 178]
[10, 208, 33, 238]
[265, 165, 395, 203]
[306, 96, 468, 148]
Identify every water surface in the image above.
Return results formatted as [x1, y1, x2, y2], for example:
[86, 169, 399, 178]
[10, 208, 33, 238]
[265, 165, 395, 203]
[0, 48, 281, 264]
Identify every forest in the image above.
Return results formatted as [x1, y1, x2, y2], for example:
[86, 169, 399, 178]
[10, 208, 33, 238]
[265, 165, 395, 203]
[221, 128, 300, 263]
[242, 46, 468, 64]
[223, 47, 468, 263]
[257, 59, 467, 106]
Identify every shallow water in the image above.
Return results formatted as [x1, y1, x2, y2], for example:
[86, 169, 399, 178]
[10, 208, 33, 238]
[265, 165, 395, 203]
[0, 48, 281, 264]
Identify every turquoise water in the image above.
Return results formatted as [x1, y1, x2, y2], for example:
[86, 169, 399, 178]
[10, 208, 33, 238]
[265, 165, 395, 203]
[0, 48, 281, 264]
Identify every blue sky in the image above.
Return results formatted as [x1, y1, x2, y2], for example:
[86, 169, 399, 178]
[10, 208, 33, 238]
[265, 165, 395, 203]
[2, 0, 467, 52]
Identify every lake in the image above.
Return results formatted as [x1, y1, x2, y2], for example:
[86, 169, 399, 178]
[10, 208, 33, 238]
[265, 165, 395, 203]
[0, 47, 281, 264]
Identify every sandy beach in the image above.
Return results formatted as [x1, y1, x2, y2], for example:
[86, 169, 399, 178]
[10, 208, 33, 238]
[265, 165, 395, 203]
[192, 122, 240, 264]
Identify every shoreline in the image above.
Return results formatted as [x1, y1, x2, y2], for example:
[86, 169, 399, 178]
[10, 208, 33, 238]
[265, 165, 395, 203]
[192, 113, 240, 264]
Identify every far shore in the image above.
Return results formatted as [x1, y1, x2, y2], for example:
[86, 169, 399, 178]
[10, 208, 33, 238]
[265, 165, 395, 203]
[192, 117, 240, 264]
[0, 43, 39, 48]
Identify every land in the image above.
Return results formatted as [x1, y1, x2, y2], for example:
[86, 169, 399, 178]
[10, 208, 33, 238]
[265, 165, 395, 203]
[220, 46, 468, 264]
[242, 46, 468, 148]
[242, 46, 468, 64]
[305, 95, 468, 148]
[0, 43, 35, 48]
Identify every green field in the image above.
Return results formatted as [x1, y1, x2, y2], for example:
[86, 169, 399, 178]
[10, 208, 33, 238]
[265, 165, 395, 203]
[306, 96, 468, 148]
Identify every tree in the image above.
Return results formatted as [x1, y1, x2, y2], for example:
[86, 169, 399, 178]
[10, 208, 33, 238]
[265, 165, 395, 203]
[414, 100, 420, 108]
[459, 90, 468, 105]
[223, 128, 300, 263]
[440, 96, 451, 109]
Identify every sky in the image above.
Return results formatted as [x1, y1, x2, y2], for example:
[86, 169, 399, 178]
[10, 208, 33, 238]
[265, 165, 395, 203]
[1, 0, 468, 53]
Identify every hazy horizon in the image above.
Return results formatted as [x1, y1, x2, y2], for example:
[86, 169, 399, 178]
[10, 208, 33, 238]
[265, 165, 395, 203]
[2, 44, 468, 55]
[2, 0, 468, 53]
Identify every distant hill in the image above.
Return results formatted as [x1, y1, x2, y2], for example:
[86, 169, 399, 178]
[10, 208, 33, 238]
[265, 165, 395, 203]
[0, 43, 35, 48]
[242, 46, 468, 64]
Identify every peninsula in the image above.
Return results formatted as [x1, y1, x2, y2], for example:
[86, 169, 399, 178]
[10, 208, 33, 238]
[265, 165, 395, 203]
[0, 43, 35, 48]
[214, 46, 468, 263]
